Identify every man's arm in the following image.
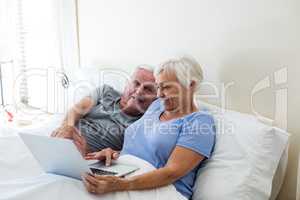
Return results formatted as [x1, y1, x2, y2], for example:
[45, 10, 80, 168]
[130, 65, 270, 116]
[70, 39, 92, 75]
[51, 96, 96, 156]
[51, 96, 95, 138]
[63, 96, 95, 127]
[51, 86, 107, 156]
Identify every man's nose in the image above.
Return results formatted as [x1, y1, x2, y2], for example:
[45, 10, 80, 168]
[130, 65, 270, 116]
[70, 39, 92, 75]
[135, 86, 144, 95]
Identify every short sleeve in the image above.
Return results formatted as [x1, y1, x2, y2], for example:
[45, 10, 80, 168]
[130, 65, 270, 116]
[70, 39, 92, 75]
[176, 113, 216, 158]
[88, 84, 117, 105]
[87, 86, 105, 105]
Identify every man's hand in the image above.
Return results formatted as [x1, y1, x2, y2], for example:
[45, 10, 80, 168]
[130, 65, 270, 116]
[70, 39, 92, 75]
[72, 129, 88, 157]
[51, 125, 87, 157]
[51, 124, 76, 139]
[85, 148, 120, 166]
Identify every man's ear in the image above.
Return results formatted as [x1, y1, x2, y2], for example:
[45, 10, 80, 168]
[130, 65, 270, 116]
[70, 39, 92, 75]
[190, 80, 197, 90]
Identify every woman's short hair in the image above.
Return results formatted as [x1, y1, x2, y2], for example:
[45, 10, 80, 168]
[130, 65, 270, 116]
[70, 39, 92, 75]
[155, 56, 204, 90]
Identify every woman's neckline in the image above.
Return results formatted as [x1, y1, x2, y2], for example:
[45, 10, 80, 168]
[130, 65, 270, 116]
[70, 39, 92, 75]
[158, 109, 199, 123]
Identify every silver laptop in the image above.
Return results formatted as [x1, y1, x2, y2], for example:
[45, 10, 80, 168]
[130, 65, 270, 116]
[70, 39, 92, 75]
[19, 133, 139, 180]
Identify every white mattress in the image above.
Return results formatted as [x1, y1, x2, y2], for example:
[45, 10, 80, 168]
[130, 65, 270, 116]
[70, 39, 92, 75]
[0, 136, 185, 200]
[0, 114, 288, 200]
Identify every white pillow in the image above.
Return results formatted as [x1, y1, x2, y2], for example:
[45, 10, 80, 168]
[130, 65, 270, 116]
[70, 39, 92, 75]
[192, 103, 289, 200]
[64, 67, 127, 110]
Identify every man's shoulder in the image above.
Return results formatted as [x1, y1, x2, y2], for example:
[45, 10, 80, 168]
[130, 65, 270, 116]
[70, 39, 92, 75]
[89, 84, 121, 104]
[99, 84, 121, 98]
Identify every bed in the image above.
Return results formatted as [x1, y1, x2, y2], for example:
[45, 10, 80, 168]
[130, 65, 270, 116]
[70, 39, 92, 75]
[0, 132, 185, 200]
[0, 94, 289, 200]
[0, 66, 290, 200]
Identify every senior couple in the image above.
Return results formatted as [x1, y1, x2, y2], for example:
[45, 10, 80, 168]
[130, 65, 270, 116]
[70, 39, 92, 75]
[51, 57, 216, 200]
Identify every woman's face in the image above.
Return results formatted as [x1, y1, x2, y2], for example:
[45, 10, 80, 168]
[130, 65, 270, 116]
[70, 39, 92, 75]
[156, 70, 189, 112]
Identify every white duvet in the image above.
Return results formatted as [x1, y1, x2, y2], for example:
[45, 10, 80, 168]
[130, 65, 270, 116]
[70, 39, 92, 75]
[0, 134, 186, 200]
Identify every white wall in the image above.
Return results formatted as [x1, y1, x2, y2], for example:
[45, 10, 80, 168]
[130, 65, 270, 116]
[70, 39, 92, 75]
[77, 0, 300, 199]
[78, 0, 224, 81]
[298, 155, 300, 200]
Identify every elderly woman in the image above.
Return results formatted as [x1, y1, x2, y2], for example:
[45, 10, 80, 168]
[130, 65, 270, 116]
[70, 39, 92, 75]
[82, 57, 216, 200]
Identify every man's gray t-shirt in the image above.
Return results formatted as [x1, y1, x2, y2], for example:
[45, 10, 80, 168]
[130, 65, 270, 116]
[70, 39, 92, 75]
[77, 84, 141, 152]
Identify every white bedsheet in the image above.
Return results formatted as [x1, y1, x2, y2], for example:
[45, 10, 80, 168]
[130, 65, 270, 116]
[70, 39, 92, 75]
[0, 135, 186, 200]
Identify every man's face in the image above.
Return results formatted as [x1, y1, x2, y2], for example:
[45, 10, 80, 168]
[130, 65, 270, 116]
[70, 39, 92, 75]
[121, 68, 157, 115]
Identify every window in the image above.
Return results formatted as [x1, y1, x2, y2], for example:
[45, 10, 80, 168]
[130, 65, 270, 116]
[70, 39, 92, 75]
[16, 0, 62, 110]
[0, 0, 15, 107]
[0, 0, 80, 113]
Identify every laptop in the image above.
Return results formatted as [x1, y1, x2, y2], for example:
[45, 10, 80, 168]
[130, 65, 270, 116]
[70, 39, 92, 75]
[19, 133, 139, 180]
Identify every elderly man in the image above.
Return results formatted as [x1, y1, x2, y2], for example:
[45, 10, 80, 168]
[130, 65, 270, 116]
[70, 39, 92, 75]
[51, 66, 157, 155]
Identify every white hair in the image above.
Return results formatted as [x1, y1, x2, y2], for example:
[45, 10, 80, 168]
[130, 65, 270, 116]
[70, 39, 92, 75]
[135, 64, 155, 73]
[155, 56, 203, 90]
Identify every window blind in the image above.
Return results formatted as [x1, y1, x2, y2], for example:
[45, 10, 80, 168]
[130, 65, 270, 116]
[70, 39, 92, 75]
[1, 0, 79, 113]
[16, 0, 29, 105]
[15, 0, 63, 110]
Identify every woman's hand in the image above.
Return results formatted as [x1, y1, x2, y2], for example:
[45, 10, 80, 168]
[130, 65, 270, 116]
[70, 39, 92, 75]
[85, 148, 120, 166]
[82, 147, 205, 195]
[82, 173, 125, 194]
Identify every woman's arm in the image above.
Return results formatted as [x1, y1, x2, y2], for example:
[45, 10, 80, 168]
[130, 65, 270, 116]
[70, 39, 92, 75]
[122, 146, 204, 190]
[82, 146, 205, 194]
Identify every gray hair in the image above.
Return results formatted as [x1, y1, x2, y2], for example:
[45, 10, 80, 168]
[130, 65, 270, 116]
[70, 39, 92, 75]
[155, 56, 204, 90]
[135, 64, 155, 73]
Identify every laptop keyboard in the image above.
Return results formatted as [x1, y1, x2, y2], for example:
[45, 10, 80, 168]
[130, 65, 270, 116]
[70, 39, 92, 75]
[90, 168, 118, 176]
